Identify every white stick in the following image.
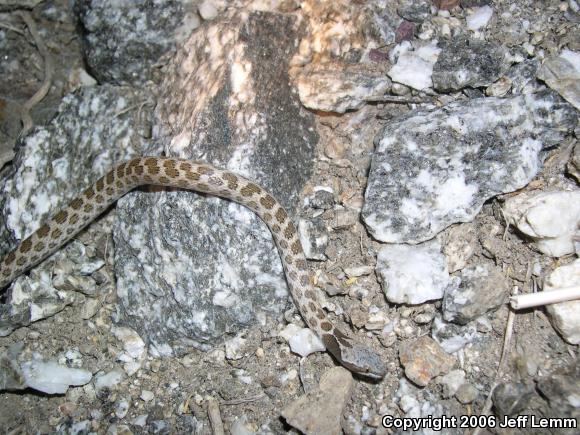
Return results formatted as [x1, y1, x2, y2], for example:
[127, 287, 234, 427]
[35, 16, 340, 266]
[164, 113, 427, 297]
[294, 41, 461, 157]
[510, 286, 580, 310]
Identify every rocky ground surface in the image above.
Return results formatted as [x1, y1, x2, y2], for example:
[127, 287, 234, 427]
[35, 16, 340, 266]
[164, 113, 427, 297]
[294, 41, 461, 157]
[0, 0, 579, 434]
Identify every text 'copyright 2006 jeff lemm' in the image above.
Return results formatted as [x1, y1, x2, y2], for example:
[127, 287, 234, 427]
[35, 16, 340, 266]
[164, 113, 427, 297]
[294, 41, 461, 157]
[382, 415, 577, 431]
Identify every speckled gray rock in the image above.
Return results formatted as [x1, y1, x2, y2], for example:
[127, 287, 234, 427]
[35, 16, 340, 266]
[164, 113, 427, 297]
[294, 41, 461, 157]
[443, 264, 509, 325]
[492, 382, 536, 417]
[307, 189, 334, 210]
[569, 143, 580, 182]
[362, 91, 578, 244]
[432, 38, 510, 92]
[536, 358, 580, 419]
[0, 0, 42, 11]
[298, 218, 328, 261]
[114, 11, 317, 355]
[506, 58, 541, 95]
[76, 0, 200, 86]
[0, 239, 107, 335]
[369, 2, 401, 46]
[296, 63, 391, 113]
[0, 266, 75, 336]
[431, 316, 478, 353]
[0, 85, 149, 253]
[0, 86, 149, 334]
[461, 0, 492, 7]
[398, 1, 431, 23]
[440, 223, 477, 273]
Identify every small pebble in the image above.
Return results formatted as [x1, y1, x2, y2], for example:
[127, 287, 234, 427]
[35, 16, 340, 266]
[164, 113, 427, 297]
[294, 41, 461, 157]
[399, 336, 456, 386]
[455, 383, 479, 404]
[140, 390, 154, 402]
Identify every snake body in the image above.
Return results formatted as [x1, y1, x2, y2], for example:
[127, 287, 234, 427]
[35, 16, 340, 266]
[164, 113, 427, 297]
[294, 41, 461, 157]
[0, 157, 385, 379]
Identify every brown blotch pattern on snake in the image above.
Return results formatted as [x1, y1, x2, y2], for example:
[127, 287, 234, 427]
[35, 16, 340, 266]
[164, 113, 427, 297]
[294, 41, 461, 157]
[240, 183, 261, 197]
[84, 187, 95, 200]
[4, 252, 16, 264]
[54, 211, 68, 224]
[284, 222, 296, 239]
[222, 172, 238, 190]
[70, 198, 83, 210]
[37, 225, 50, 238]
[185, 171, 200, 181]
[291, 240, 301, 255]
[179, 162, 192, 172]
[275, 208, 287, 223]
[260, 194, 276, 209]
[19, 238, 32, 253]
[197, 166, 214, 175]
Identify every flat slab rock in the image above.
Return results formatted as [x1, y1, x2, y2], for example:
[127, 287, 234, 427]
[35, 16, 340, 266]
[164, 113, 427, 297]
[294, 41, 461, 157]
[432, 37, 510, 92]
[376, 239, 456, 305]
[113, 10, 318, 355]
[362, 91, 578, 244]
[503, 189, 580, 257]
[281, 367, 353, 435]
[442, 263, 509, 325]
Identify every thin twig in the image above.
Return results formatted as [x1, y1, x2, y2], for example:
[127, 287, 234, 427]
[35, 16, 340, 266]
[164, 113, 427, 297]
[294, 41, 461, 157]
[15, 10, 54, 137]
[299, 356, 306, 393]
[206, 397, 225, 435]
[371, 95, 433, 104]
[471, 287, 518, 435]
[220, 394, 265, 405]
[0, 21, 25, 35]
[499, 206, 509, 241]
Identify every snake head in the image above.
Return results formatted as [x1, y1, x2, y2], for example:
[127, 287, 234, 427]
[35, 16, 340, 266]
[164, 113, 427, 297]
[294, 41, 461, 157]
[322, 334, 386, 380]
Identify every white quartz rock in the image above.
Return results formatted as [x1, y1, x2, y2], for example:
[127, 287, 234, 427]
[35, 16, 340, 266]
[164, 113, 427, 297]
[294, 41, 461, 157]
[503, 190, 580, 257]
[544, 259, 580, 345]
[376, 239, 457, 304]
[388, 41, 441, 91]
[280, 324, 325, 357]
[224, 335, 248, 360]
[198, 0, 225, 20]
[21, 357, 92, 394]
[438, 369, 466, 398]
[111, 326, 147, 376]
[279, 323, 302, 341]
[466, 6, 493, 31]
[94, 369, 125, 393]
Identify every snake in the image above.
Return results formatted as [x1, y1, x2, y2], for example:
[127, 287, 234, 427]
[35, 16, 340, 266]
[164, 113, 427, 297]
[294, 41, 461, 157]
[0, 157, 386, 379]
